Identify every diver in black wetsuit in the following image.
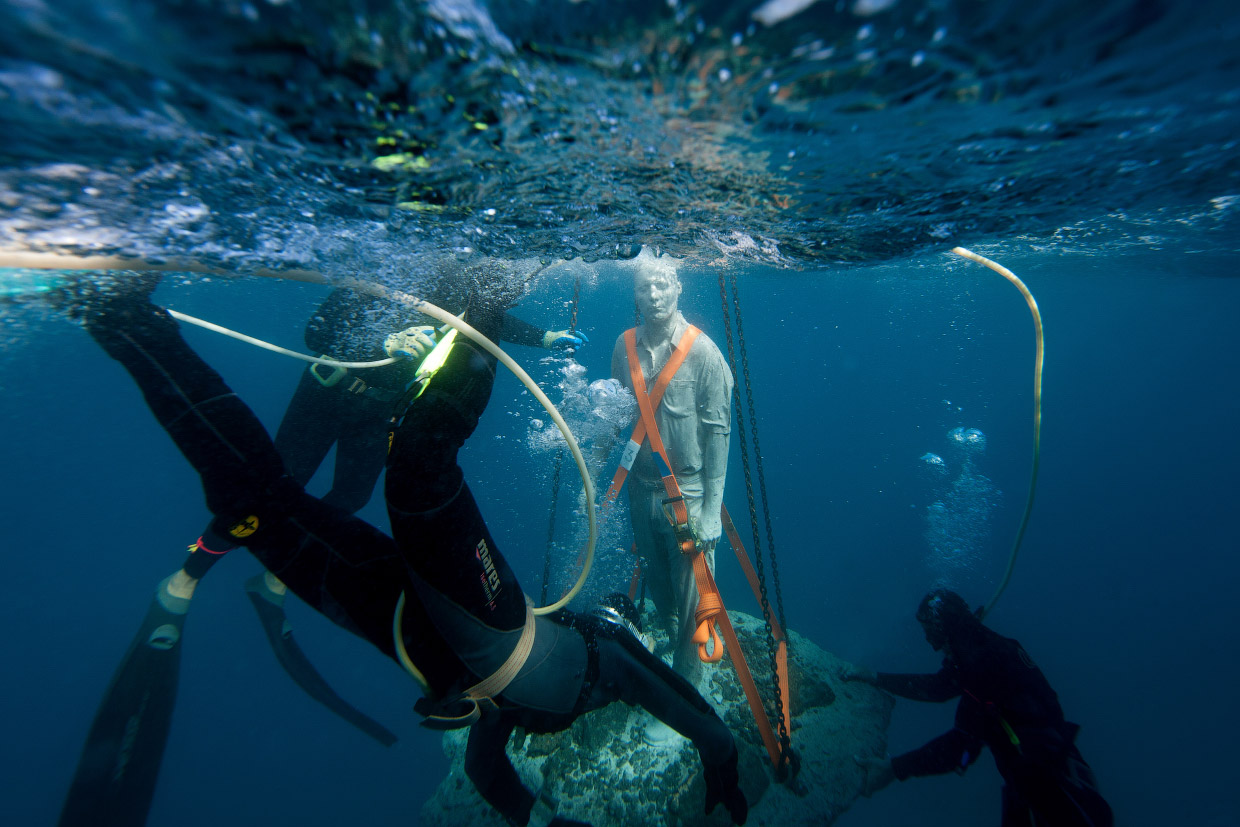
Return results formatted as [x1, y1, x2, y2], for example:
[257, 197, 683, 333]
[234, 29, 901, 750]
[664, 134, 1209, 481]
[272, 266, 581, 514]
[187, 261, 581, 561]
[844, 589, 1112, 827]
[79, 278, 745, 827]
[176, 264, 584, 744]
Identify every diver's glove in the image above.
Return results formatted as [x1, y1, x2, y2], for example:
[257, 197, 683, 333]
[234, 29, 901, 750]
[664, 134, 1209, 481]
[384, 325, 437, 361]
[841, 666, 878, 684]
[542, 329, 589, 349]
[703, 746, 748, 825]
[855, 755, 896, 797]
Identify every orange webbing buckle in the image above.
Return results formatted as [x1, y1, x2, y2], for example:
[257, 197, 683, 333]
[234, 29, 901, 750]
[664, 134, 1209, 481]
[691, 550, 725, 663]
[662, 495, 696, 554]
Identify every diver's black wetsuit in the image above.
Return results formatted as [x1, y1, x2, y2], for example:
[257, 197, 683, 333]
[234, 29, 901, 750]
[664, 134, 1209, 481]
[83, 292, 745, 827]
[274, 282, 545, 514]
[877, 626, 1113, 827]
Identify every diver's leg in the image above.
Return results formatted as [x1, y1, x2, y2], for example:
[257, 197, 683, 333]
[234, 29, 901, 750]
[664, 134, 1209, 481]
[464, 711, 533, 824]
[1055, 749, 1114, 827]
[584, 635, 747, 824]
[385, 340, 496, 514]
[84, 297, 289, 521]
[273, 368, 343, 488]
[586, 636, 727, 750]
[85, 294, 405, 651]
[1020, 748, 1114, 827]
[1001, 783, 1036, 827]
[391, 473, 531, 655]
[64, 290, 391, 826]
[186, 373, 340, 581]
[323, 395, 391, 514]
[383, 340, 532, 635]
[242, 500, 407, 654]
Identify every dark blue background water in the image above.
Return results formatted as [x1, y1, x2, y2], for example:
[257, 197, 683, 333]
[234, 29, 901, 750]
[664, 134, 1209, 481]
[3, 240, 1238, 825]
[2, 0, 1239, 822]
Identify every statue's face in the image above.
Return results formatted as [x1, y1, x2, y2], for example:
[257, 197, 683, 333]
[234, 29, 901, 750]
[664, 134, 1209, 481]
[634, 266, 682, 324]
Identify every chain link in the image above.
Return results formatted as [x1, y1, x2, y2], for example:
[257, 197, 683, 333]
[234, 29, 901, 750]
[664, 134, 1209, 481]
[718, 273, 792, 773]
[541, 276, 582, 605]
[540, 451, 564, 605]
[730, 272, 788, 635]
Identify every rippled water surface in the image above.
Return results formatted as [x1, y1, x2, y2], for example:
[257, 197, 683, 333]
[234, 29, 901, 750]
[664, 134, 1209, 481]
[2, 0, 1238, 273]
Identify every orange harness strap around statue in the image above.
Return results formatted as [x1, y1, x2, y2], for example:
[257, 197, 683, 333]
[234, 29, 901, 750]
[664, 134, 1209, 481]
[614, 326, 789, 767]
[567, 327, 700, 596]
[604, 326, 701, 505]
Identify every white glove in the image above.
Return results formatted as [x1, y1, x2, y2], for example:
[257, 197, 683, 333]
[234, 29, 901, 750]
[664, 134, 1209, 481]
[384, 325, 437, 361]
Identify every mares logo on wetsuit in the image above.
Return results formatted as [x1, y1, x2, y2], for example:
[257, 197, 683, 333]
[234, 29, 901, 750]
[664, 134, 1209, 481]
[475, 539, 502, 607]
[228, 515, 259, 538]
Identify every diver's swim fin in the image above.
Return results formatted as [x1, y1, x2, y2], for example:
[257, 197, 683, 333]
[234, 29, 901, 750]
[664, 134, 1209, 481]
[244, 572, 398, 747]
[58, 576, 190, 827]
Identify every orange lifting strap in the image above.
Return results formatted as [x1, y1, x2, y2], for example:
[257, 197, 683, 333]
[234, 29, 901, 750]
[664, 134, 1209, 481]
[721, 505, 791, 765]
[610, 325, 791, 768]
[604, 326, 701, 507]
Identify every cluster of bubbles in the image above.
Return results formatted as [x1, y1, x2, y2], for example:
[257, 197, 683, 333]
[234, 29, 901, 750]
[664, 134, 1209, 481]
[0, 269, 61, 355]
[920, 426, 1001, 584]
[526, 362, 635, 458]
[948, 426, 987, 451]
[919, 451, 948, 475]
[527, 358, 640, 603]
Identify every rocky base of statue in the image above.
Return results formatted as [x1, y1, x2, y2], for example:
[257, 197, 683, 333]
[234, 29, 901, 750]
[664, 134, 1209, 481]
[420, 610, 894, 826]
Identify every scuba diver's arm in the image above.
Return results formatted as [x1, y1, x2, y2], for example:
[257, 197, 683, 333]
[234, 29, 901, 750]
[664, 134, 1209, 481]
[890, 725, 985, 780]
[500, 311, 588, 350]
[498, 312, 548, 347]
[874, 668, 960, 702]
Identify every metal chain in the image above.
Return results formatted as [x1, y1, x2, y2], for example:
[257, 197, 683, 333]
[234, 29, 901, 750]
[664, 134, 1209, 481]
[730, 271, 788, 635]
[717, 273, 792, 772]
[540, 276, 582, 605]
[540, 452, 563, 605]
[569, 276, 581, 332]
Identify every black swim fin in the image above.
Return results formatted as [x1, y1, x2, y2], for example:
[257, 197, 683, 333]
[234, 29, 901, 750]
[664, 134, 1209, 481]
[244, 572, 398, 747]
[58, 575, 190, 827]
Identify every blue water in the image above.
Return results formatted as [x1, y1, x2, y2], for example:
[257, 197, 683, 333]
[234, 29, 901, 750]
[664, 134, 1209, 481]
[2, 1, 1240, 825]
[3, 247, 1239, 826]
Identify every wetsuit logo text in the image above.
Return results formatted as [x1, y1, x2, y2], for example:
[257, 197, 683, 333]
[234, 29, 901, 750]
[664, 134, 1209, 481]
[476, 539, 502, 606]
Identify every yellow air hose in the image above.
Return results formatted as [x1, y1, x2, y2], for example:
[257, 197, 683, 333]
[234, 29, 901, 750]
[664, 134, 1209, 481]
[166, 309, 399, 370]
[950, 247, 1044, 620]
[0, 251, 596, 615]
